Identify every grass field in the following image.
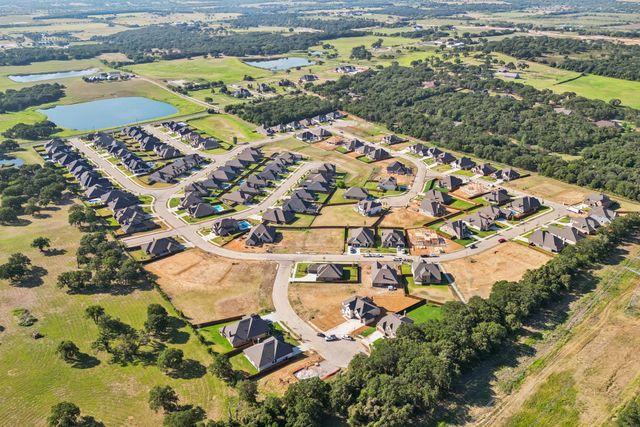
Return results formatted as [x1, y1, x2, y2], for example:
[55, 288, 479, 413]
[188, 114, 262, 143]
[124, 57, 272, 83]
[406, 304, 443, 323]
[0, 203, 232, 426]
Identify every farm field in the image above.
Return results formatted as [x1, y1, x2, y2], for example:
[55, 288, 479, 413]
[188, 114, 262, 143]
[443, 242, 552, 299]
[145, 249, 277, 323]
[0, 204, 232, 426]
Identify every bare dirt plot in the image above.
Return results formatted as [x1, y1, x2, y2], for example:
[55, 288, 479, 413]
[314, 205, 379, 227]
[289, 263, 418, 331]
[380, 207, 430, 229]
[225, 228, 346, 254]
[257, 353, 323, 397]
[442, 242, 551, 299]
[145, 249, 277, 323]
[408, 284, 458, 304]
[370, 158, 415, 186]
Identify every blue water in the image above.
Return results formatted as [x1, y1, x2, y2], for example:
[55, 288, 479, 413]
[0, 157, 24, 167]
[9, 68, 100, 83]
[212, 205, 224, 213]
[238, 220, 251, 230]
[38, 97, 178, 131]
[245, 57, 315, 71]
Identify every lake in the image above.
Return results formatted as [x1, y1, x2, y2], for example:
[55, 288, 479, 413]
[38, 97, 179, 131]
[244, 57, 315, 71]
[0, 157, 25, 168]
[9, 68, 100, 83]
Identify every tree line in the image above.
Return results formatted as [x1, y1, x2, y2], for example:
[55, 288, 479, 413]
[0, 83, 64, 114]
[0, 44, 112, 66]
[2, 120, 60, 140]
[484, 36, 640, 82]
[225, 95, 335, 127]
[311, 61, 640, 201]
[230, 13, 380, 33]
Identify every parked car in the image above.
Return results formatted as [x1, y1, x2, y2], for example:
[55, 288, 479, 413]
[316, 332, 325, 338]
[341, 335, 355, 341]
[469, 244, 477, 249]
[498, 238, 507, 243]
[325, 335, 338, 342]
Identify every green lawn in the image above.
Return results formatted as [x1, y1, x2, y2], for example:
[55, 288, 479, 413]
[505, 371, 579, 427]
[453, 169, 475, 177]
[272, 322, 300, 347]
[554, 74, 640, 110]
[198, 321, 237, 354]
[449, 198, 476, 210]
[188, 114, 262, 144]
[406, 304, 443, 323]
[229, 353, 259, 376]
[360, 327, 377, 337]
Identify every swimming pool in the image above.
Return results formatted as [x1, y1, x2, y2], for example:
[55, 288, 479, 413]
[238, 220, 251, 230]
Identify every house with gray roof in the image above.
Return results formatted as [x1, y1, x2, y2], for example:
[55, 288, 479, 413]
[212, 218, 238, 236]
[452, 157, 476, 170]
[412, 261, 442, 284]
[188, 203, 215, 219]
[590, 206, 617, 225]
[419, 199, 446, 217]
[381, 135, 405, 145]
[356, 200, 383, 216]
[424, 189, 452, 205]
[245, 224, 277, 246]
[584, 193, 612, 208]
[437, 152, 456, 164]
[508, 196, 541, 216]
[221, 191, 254, 206]
[473, 163, 497, 176]
[378, 176, 398, 191]
[220, 314, 270, 348]
[283, 197, 319, 215]
[243, 337, 295, 372]
[371, 262, 401, 289]
[571, 215, 600, 234]
[439, 175, 463, 191]
[484, 189, 510, 204]
[548, 225, 584, 245]
[348, 227, 375, 247]
[290, 188, 316, 202]
[386, 161, 411, 175]
[341, 296, 380, 325]
[308, 263, 344, 282]
[344, 187, 369, 201]
[529, 229, 565, 253]
[381, 229, 406, 249]
[462, 212, 493, 231]
[142, 237, 181, 258]
[442, 219, 469, 240]
[262, 207, 294, 225]
[377, 313, 413, 338]
[408, 143, 429, 157]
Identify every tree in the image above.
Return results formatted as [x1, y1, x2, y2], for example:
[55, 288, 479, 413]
[68, 205, 85, 227]
[0, 206, 18, 224]
[31, 236, 51, 252]
[145, 313, 169, 337]
[0, 253, 31, 284]
[237, 380, 258, 405]
[84, 305, 105, 323]
[56, 340, 81, 363]
[157, 348, 184, 373]
[57, 270, 92, 293]
[618, 398, 640, 426]
[47, 401, 81, 427]
[283, 377, 331, 427]
[117, 258, 145, 286]
[149, 385, 179, 413]
[23, 198, 41, 216]
[162, 407, 206, 427]
[208, 353, 236, 385]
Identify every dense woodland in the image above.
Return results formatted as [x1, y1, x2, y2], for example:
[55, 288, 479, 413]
[0, 83, 64, 114]
[2, 120, 60, 140]
[484, 36, 640, 81]
[101, 25, 365, 63]
[230, 13, 380, 32]
[0, 44, 111, 66]
[225, 95, 335, 127]
[309, 62, 640, 200]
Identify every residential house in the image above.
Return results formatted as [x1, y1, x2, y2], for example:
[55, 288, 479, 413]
[381, 229, 406, 249]
[188, 203, 215, 219]
[419, 199, 446, 217]
[424, 189, 452, 204]
[585, 193, 613, 208]
[299, 74, 319, 82]
[571, 215, 600, 234]
[341, 296, 380, 324]
[442, 219, 468, 240]
[344, 187, 370, 201]
[336, 65, 358, 74]
[452, 157, 476, 170]
[377, 313, 413, 338]
[484, 189, 511, 204]
[378, 177, 398, 191]
[381, 135, 405, 145]
[462, 212, 493, 231]
[142, 237, 181, 257]
[243, 337, 295, 372]
[439, 175, 463, 191]
[245, 223, 278, 246]
[283, 197, 319, 215]
[590, 206, 617, 225]
[508, 196, 541, 216]
[412, 261, 442, 284]
[348, 227, 375, 247]
[386, 161, 411, 175]
[212, 218, 239, 236]
[473, 163, 497, 176]
[262, 207, 295, 225]
[220, 314, 270, 348]
[308, 263, 344, 282]
[492, 168, 521, 182]
[356, 200, 383, 216]
[232, 88, 252, 98]
[371, 262, 402, 289]
[408, 143, 429, 157]
[437, 152, 456, 164]
[221, 191, 253, 206]
[290, 188, 316, 202]
[529, 229, 565, 253]
[548, 225, 584, 245]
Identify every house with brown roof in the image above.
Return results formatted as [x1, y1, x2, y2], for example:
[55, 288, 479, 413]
[377, 313, 413, 338]
[412, 261, 442, 284]
[243, 337, 295, 372]
[371, 262, 402, 289]
[341, 296, 380, 324]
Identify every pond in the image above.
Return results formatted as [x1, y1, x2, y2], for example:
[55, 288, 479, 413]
[244, 57, 315, 71]
[8, 68, 100, 83]
[37, 97, 179, 131]
[0, 157, 25, 168]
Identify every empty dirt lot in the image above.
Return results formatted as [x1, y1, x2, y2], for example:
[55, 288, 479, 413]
[145, 249, 277, 323]
[443, 242, 551, 299]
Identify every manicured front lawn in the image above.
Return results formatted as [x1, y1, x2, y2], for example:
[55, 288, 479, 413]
[407, 304, 443, 323]
[360, 327, 376, 337]
[356, 155, 375, 163]
[453, 169, 474, 177]
[272, 322, 300, 347]
[199, 321, 237, 354]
